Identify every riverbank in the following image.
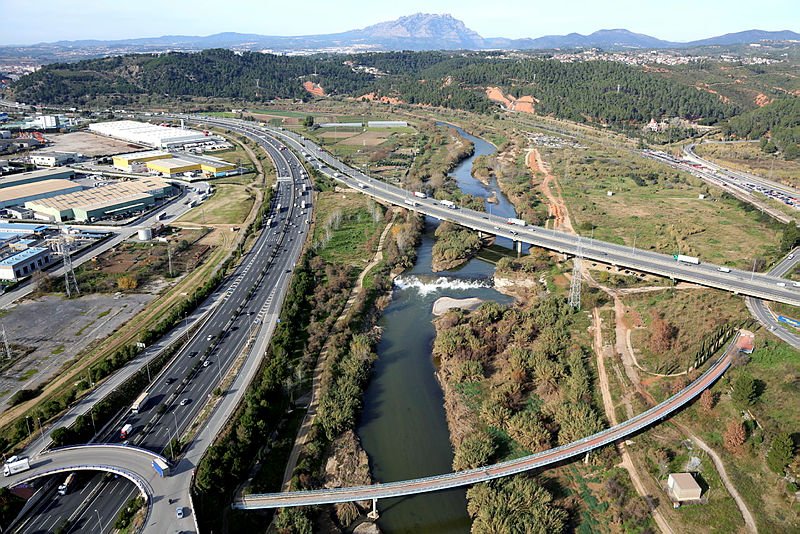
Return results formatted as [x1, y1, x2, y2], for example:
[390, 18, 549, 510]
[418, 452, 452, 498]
[432, 296, 484, 316]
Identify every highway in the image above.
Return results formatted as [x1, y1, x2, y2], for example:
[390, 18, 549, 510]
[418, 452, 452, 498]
[193, 117, 800, 307]
[5, 123, 313, 533]
[746, 249, 800, 349]
[234, 334, 738, 509]
[684, 142, 800, 202]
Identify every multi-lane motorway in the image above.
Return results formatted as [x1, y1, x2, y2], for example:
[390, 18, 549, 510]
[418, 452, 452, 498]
[6, 123, 312, 533]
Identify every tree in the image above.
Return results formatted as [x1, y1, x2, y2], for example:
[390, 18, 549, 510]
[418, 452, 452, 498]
[453, 432, 496, 471]
[467, 475, 567, 534]
[699, 389, 716, 412]
[766, 432, 795, 474]
[723, 420, 746, 453]
[302, 115, 314, 128]
[117, 275, 139, 290]
[649, 314, 677, 353]
[731, 372, 758, 407]
[508, 410, 551, 453]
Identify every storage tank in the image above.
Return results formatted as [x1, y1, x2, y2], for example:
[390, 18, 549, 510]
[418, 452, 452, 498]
[138, 228, 153, 241]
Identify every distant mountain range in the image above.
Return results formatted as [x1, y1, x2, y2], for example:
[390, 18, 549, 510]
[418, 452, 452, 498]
[4, 13, 800, 60]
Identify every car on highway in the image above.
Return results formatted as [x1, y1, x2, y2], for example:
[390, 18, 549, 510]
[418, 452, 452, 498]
[166, 377, 175, 384]
[176, 507, 184, 519]
[203, 360, 211, 368]
[188, 351, 197, 358]
[180, 398, 191, 406]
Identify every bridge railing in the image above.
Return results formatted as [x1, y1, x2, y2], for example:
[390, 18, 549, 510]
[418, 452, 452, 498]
[234, 335, 737, 507]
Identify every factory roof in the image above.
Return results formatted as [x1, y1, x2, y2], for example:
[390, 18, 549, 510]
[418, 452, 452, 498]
[0, 222, 49, 233]
[0, 167, 74, 188]
[0, 247, 49, 266]
[113, 150, 172, 162]
[25, 178, 171, 212]
[146, 158, 199, 170]
[0, 179, 81, 204]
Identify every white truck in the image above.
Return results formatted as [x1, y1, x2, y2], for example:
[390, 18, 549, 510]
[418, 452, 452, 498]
[717, 266, 731, 273]
[300, 200, 307, 209]
[120, 423, 133, 440]
[58, 473, 76, 495]
[413, 191, 427, 199]
[404, 199, 418, 207]
[506, 218, 527, 227]
[675, 254, 700, 265]
[4, 457, 30, 477]
[440, 199, 457, 209]
[131, 391, 149, 414]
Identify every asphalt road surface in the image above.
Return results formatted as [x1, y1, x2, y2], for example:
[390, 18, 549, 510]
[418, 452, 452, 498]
[10, 125, 312, 533]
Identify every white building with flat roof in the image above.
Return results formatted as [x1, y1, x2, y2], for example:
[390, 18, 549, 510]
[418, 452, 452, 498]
[89, 120, 210, 149]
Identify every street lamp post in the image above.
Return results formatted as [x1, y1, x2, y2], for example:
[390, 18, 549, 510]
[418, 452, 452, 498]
[25, 417, 31, 440]
[37, 416, 43, 440]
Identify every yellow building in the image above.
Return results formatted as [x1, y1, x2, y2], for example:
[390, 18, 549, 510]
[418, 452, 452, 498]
[200, 160, 236, 176]
[145, 158, 201, 177]
[112, 150, 172, 171]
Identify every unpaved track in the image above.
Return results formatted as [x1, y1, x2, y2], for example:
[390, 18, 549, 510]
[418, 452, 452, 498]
[527, 148, 575, 234]
[592, 308, 675, 534]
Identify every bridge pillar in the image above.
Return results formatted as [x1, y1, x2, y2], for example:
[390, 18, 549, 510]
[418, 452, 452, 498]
[514, 240, 522, 257]
[477, 230, 485, 239]
[367, 498, 379, 520]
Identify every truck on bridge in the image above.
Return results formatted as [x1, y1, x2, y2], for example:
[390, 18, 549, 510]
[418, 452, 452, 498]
[120, 423, 133, 440]
[152, 458, 170, 477]
[414, 191, 427, 199]
[404, 199, 418, 207]
[675, 254, 700, 265]
[506, 217, 527, 227]
[3, 457, 30, 477]
[440, 199, 457, 209]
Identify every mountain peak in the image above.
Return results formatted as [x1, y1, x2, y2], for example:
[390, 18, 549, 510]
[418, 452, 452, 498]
[356, 13, 485, 48]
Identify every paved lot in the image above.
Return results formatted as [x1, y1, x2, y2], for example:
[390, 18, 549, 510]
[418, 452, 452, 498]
[45, 132, 144, 157]
[0, 292, 155, 409]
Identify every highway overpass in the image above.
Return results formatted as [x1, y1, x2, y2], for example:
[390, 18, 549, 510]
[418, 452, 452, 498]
[193, 116, 800, 307]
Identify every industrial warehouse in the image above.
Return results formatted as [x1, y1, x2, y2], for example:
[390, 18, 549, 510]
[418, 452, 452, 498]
[112, 150, 237, 178]
[25, 177, 176, 222]
[88, 120, 219, 149]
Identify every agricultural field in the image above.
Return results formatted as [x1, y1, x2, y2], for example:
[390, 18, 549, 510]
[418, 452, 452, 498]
[694, 141, 800, 189]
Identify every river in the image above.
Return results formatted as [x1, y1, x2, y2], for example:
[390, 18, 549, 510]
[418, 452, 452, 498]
[356, 125, 519, 533]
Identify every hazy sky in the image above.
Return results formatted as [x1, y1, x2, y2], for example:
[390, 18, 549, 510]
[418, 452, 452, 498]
[2, 0, 798, 45]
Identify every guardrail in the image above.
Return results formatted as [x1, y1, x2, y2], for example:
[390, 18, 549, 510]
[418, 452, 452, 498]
[234, 336, 736, 508]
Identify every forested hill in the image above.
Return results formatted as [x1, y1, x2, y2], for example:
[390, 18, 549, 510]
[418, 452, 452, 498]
[720, 98, 800, 159]
[13, 49, 737, 127]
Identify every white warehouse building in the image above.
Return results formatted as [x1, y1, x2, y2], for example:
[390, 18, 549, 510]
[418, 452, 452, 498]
[88, 120, 211, 149]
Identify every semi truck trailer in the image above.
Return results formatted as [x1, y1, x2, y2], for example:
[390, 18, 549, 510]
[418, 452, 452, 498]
[674, 254, 700, 265]
[3, 457, 30, 477]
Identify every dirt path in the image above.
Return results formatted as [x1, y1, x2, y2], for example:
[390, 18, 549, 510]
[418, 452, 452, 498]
[279, 212, 397, 491]
[675, 424, 758, 533]
[527, 148, 575, 234]
[592, 308, 675, 534]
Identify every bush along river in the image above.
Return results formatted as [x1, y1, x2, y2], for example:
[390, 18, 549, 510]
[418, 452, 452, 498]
[356, 125, 523, 532]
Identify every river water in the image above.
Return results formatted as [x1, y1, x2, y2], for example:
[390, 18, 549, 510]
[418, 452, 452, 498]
[356, 125, 518, 533]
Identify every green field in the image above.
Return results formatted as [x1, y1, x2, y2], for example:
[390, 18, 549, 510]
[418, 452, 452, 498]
[312, 191, 384, 268]
[177, 185, 255, 225]
[546, 145, 784, 269]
